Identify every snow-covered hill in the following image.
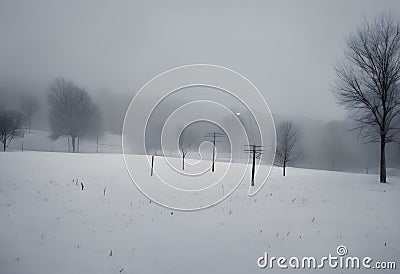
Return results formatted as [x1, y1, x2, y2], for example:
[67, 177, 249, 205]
[0, 152, 399, 273]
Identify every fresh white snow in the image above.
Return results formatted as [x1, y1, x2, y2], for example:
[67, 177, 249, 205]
[0, 152, 399, 273]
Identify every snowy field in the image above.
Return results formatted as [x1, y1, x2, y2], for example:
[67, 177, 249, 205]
[0, 152, 399, 273]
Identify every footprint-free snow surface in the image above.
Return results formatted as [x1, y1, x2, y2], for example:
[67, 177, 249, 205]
[0, 152, 399, 273]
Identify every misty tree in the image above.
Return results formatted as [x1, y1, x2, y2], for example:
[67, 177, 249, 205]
[0, 110, 23, 151]
[47, 78, 101, 153]
[276, 120, 300, 176]
[20, 94, 39, 133]
[179, 129, 190, 170]
[334, 13, 400, 183]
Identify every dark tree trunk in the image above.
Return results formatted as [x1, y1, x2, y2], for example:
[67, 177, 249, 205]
[67, 136, 70, 153]
[283, 160, 286, 176]
[380, 136, 386, 183]
[182, 154, 185, 170]
[28, 120, 31, 133]
[3, 140, 6, 152]
[72, 137, 76, 153]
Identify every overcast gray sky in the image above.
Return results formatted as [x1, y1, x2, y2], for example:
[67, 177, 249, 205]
[1, 0, 400, 121]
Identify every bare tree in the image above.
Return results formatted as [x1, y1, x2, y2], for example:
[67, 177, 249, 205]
[47, 78, 100, 153]
[0, 110, 23, 151]
[179, 130, 190, 170]
[20, 94, 39, 133]
[334, 13, 400, 183]
[276, 120, 300, 176]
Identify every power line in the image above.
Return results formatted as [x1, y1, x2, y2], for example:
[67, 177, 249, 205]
[204, 132, 225, 172]
[244, 144, 264, 186]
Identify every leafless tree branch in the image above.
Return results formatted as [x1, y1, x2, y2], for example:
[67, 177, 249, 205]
[333, 13, 400, 183]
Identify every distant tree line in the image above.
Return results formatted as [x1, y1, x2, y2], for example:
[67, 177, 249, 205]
[0, 77, 102, 152]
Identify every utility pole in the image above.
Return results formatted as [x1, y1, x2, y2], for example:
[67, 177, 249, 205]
[204, 132, 225, 172]
[244, 144, 264, 186]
